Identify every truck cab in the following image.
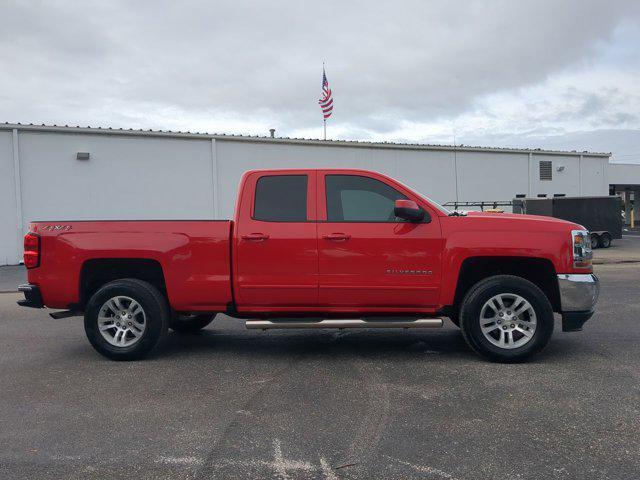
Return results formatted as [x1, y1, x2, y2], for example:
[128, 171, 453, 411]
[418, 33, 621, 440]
[233, 169, 444, 313]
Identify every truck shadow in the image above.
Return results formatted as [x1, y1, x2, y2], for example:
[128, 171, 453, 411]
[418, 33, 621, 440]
[156, 324, 569, 363]
[162, 326, 464, 358]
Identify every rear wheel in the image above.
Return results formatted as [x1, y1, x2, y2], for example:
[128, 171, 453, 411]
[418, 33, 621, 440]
[600, 232, 612, 248]
[169, 314, 215, 334]
[591, 233, 601, 249]
[459, 275, 554, 363]
[84, 279, 169, 361]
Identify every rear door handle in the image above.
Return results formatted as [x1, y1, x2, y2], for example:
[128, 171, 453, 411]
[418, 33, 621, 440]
[322, 233, 351, 241]
[241, 233, 270, 241]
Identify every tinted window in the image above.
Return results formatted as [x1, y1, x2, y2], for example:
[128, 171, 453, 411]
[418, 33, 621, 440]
[254, 175, 307, 222]
[326, 175, 407, 222]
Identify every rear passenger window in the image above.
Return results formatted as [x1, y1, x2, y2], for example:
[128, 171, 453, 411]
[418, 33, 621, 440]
[254, 175, 307, 222]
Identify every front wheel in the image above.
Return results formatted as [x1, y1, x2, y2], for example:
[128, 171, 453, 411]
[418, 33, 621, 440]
[84, 279, 170, 361]
[459, 275, 554, 363]
[600, 232, 612, 248]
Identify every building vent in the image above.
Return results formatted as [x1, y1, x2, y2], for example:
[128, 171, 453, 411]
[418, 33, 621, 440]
[539, 160, 552, 181]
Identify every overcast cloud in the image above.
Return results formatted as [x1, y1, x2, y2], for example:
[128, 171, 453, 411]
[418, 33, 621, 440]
[1, 0, 639, 161]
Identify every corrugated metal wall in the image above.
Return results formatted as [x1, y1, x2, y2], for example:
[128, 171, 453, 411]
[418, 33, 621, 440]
[0, 131, 19, 265]
[0, 127, 616, 265]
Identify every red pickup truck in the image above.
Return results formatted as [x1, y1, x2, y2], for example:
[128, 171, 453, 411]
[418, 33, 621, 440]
[18, 169, 599, 362]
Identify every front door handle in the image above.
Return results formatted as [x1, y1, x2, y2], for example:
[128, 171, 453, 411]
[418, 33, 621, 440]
[322, 233, 351, 241]
[241, 233, 270, 241]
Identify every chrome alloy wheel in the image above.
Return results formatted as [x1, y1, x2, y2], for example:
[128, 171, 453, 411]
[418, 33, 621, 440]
[97, 296, 146, 347]
[479, 293, 537, 349]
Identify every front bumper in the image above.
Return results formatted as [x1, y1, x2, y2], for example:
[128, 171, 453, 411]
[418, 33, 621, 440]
[557, 274, 599, 332]
[17, 284, 44, 308]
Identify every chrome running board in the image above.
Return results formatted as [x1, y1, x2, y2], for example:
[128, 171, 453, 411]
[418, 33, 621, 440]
[246, 318, 444, 330]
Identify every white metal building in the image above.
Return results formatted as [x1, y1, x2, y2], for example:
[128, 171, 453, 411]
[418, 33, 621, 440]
[2, 123, 640, 266]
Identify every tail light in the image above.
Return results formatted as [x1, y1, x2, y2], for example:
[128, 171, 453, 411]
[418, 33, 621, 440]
[571, 229, 592, 268]
[24, 233, 41, 269]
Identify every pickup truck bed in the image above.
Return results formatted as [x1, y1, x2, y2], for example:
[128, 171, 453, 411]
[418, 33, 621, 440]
[27, 221, 233, 311]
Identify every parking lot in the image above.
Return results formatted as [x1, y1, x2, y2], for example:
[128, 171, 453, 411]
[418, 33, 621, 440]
[0, 261, 639, 479]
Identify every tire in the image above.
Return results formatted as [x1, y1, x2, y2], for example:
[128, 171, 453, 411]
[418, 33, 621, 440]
[459, 275, 554, 363]
[600, 232, 612, 248]
[590, 233, 601, 249]
[84, 278, 170, 361]
[169, 314, 215, 334]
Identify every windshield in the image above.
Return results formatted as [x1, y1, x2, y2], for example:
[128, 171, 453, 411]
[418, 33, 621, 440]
[418, 192, 452, 215]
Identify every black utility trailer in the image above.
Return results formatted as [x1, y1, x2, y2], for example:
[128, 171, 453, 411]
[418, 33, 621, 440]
[513, 196, 622, 248]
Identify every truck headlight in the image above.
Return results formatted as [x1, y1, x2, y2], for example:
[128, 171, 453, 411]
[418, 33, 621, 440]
[572, 229, 593, 268]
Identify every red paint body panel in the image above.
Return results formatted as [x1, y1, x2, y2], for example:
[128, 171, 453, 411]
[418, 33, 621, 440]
[28, 221, 232, 311]
[26, 169, 591, 315]
[315, 170, 443, 308]
[437, 212, 583, 306]
[233, 170, 319, 308]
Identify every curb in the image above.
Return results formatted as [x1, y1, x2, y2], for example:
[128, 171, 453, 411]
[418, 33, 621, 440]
[593, 259, 640, 265]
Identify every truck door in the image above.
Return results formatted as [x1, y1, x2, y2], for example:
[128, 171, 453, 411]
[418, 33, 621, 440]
[316, 171, 442, 309]
[234, 171, 318, 309]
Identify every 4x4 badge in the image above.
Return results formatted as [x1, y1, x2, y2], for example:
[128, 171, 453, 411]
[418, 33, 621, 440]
[42, 225, 72, 231]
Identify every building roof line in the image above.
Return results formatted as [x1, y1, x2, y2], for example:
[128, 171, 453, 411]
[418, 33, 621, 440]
[0, 122, 611, 157]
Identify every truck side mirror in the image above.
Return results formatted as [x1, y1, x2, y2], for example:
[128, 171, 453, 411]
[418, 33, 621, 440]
[394, 199, 426, 222]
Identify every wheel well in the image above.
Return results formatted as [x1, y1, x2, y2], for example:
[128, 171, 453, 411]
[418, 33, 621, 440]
[79, 258, 167, 308]
[452, 257, 561, 313]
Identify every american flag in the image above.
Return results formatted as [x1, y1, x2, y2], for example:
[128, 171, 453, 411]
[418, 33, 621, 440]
[318, 67, 333, 119]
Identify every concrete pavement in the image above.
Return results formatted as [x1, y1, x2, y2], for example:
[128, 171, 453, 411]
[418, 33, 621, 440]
[592, 234, 640, 264]
[0, 265, 26, 292]
[0, 263, 639, 479]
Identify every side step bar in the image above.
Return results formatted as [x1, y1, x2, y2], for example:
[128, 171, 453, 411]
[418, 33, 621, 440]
[246, 318, 444, 330]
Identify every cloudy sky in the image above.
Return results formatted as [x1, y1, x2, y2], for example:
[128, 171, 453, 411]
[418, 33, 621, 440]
[1, 0, 639, 161]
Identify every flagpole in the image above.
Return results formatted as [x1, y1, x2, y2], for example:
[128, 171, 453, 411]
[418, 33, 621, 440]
[322, 61, 325, 140]
[320, 62, 330, 141]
